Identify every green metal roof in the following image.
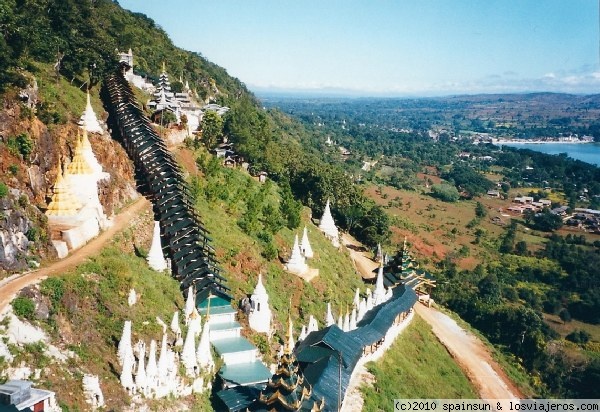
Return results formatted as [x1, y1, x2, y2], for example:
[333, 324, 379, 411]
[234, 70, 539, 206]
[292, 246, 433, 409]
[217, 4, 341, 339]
[212, 336, 256, 355]
[219, 361, 272, 386]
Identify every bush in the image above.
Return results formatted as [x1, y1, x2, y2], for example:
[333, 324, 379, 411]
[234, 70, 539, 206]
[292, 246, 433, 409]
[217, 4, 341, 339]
[6, 133, 34, 159]
[40, 278, 65, 307]
[566, 329, 591, 345]
[0, 183, 8, 198]
[12, 297, 35, 320]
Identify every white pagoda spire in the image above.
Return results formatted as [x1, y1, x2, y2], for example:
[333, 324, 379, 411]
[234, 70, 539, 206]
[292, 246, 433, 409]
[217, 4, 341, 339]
[337, 314, 344, 330]
[196, 319, 214, 372]
[188, 308, 202, 338]
[366, 288, 374, 311]
[353, 288, 360, 308]
[286, 316, 295, 351]
[80, 126, 107, 178]
[284, 234, 308, 275]
[184, 284, 195, 325]
[181, 326, 198, 377]
[145, 340, 158, 393]
[318, 199, 339, 247]
[325, 303, 335, 327]
[375, 243, 383, 262]
[343, 309, 350, 332]
[120, 349, 135, 393]
[117, 320, 134, 366]
[157, 334, 169, 385]
[300, 226, 314, 259]
[358, 298, 367, 321]
[170, 311, 181, 336]
[298, 325, 307, 342]
[350, 307, 357, 330]
[307, 315, 318, 334]
[135, 342, 147, 394]
[249, 273, 272, 334]
[79, 90, 103, 134]
[373, 263, 386, 306]
[147, 221, 168, 272]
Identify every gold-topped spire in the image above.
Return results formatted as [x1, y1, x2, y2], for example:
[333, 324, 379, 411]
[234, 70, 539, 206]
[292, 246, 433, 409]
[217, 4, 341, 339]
[162, 61, 166, 74]
[67, 133, 94, 175]
[45, 162, 82, 216]
[81, 125, 92, 150]
[285, 314, 294, 354]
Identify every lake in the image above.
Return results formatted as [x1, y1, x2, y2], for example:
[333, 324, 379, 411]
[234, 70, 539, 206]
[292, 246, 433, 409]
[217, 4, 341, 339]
[497, 142, 600, 166]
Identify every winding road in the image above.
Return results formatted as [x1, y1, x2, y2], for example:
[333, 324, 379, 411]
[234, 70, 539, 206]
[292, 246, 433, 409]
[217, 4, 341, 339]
[0, 197, 150, 312]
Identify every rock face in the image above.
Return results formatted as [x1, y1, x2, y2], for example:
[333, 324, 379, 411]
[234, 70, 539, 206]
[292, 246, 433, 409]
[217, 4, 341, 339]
[0, 90, 137, 272]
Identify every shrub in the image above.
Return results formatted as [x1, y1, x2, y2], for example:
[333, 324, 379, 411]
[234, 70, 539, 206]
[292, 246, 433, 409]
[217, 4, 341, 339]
[12, 297, 35, 320]
[0, 183, 8, 198]
[566, 330, 591, 345]
[40, 278, 65, 307]
[430, 183, 460, 202]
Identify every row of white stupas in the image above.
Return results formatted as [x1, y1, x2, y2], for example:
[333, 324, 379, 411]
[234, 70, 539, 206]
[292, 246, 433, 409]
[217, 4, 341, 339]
[117, 297, 214, 398]
[245, 260, 392, 338]
[284, 199, 340, 276]
[45, 92, 111, 258]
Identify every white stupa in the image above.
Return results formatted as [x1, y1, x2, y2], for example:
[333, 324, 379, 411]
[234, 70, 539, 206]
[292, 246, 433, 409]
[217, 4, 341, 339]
[358, 298, 367, 321]
[298, 325, 307, 342]
[353, 288, 360, 308]
[79, 127, 108, 181]
[170, 311, 181, 336]
[318, 199, 339, 247]
[120, 350, 136, 394]
[197, 320, 214, 372]
[350, 307, 357, 330]
[127, 288, 137, 307]
[147, 221, 168, 272]
[157, 334, 169, 385]
[248, 273, 272, 334]
[337, 314, 344, 330]
[135, 342, 147, 394]
[325, 303, 335, 327]
[181, 326, 198, 377]
[366, 288, 374, 311]
[145, 340, 158, 393]
[284, 234, 308, 275]
[189, 308, 202, 338]
[307, 315, 318, 334]
[117, 320, 134, 366]
[79, 91, 103, 134]
[300, 226, 314, 259]
[373, 263, 387, 306]
[343, 310, 350, 332]
[184, 285, 195, 325]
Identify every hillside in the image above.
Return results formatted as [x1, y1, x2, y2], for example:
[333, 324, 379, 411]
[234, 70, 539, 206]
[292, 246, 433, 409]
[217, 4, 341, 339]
[0, 1, 447, 410]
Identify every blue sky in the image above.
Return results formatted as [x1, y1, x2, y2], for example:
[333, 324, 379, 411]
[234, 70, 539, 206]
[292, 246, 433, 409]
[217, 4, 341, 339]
[119, 0, 599, 96]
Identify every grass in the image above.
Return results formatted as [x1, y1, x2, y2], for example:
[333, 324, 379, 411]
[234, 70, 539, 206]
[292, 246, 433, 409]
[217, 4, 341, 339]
[360, 315, 477, 411]
[543, 313, 600, 343]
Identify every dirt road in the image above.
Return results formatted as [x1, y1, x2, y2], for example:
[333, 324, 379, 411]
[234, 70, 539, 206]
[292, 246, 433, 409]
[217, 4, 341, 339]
[415, 303, 523, 399]
[341, 232, 523, 399]
[0, 197, 150, 311]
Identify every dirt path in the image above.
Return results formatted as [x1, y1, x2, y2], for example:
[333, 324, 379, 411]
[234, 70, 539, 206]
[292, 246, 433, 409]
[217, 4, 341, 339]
[341, 233, 379, 280]
[0, 197, 150, 311]
[415, 303, 523, 399]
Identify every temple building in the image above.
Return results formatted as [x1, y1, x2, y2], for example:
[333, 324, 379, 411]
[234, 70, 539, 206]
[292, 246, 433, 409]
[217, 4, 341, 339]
[318, 199, 340, 247]
[248, 274, 272, 334]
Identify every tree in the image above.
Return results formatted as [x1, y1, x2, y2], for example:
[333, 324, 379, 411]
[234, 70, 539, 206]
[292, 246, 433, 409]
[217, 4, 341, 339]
[430, 183, 460, 202]
[559, 308, 572, 324]
[199, 110, 223, 149]
[475, 201, 487, 218]
[530, 210, 563, 232]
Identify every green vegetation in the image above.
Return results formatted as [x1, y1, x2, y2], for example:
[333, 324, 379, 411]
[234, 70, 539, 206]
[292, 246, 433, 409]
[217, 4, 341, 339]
[0, 182, 8, 198]
[361, 316, 477, 410]
[430, 183, 460, 202]
[12, 296, 35, 320]
[198, 110, 224, 149]
[6, 133, 34, 159]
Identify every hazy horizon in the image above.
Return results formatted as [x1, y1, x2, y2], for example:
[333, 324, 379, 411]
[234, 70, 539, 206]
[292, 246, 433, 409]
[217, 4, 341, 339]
[119, 0, 600, 96]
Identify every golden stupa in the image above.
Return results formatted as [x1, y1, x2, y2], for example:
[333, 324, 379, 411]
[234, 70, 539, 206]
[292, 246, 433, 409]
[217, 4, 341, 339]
[67, 132, 94, 175]
[81, 127, 93, 151]
[45, 163, 82, 216]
